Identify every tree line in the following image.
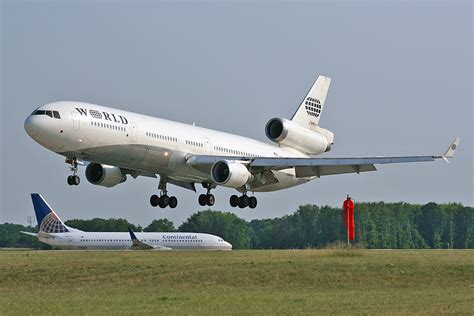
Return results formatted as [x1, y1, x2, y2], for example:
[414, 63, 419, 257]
[1, 202, 472, 249]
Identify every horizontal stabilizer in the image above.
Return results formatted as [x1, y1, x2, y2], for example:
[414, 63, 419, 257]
[20, 231, 38, 237]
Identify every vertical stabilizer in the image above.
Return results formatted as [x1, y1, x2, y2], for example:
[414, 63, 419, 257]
[31, 194, 69, 233]
[291, 75, 331, 129]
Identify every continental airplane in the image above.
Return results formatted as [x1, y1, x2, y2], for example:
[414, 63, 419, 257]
[21, 194, 232, 250]
[24, 75, 460, 209]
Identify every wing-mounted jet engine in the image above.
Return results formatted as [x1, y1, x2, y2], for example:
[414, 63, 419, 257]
[211, 160, 254, 188]
[85, 163, 127, 188]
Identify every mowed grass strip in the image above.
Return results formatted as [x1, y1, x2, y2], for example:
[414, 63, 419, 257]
[0, 250, 472, 315]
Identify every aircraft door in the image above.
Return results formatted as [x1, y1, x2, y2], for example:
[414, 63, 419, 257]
[204, 138, 212, 154]
[130, 123, 138, 141]
[72, 112, 80, 131]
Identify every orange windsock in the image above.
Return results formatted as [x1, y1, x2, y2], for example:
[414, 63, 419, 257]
[343, 196, 355, 241]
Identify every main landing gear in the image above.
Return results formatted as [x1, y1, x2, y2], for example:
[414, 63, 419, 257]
[198, 183, 215, 207]
[66, 158, 80, 186]
[150, 191, 178, 208]
[150, 177, 178, 208]
[230, 192, 257, 209]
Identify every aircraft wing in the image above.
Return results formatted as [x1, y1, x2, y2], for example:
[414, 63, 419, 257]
[187, 138, 460, 179]
[128, 227, 171, 251]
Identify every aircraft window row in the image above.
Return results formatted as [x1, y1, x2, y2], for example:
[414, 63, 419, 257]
[213, 146, 261, 157]
[81, 239, 130, 242]
[186, 140, 203, 148]
[146, 132, 177, 142]
[91, 121, 126, 131]
[31, 110, 61, 119]
[172, 239, 202, 242]
[79, 238, 203, 243]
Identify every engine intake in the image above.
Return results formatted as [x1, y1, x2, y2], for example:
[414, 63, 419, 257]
[211, 160, 253, 188]
[265, 118, 334, 155]
[85, 163, 126, 188]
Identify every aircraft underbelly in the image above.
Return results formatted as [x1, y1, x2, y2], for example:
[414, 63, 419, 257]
[61, 144, 313, 190]
[62, 144, 209, 181]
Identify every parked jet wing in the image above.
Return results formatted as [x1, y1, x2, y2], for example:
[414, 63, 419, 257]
[128, 227, 171, 250]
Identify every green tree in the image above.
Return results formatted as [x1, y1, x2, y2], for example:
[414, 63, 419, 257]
[0, 223, 50, 249]
[64, 218, 141, 232]
[144, 219, 175, 232]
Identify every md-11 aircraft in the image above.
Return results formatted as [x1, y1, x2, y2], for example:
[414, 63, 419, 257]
[24, 75, 459, 209]
[21, 194, 232, 250]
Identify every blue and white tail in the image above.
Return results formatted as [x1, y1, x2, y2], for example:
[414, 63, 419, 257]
[31, 193, 70, 233]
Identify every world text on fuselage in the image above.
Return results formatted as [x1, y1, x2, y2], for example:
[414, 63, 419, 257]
[75, 108, 128, 125]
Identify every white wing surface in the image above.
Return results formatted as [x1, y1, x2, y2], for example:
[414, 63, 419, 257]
[187, 138, 460, 179]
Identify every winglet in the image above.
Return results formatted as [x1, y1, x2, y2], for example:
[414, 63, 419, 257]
[442, 137, 461, 162]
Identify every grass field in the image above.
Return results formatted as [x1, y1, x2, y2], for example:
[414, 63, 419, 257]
[0, 249, 472, 315]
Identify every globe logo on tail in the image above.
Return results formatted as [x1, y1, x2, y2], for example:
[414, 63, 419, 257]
[304, 97, 321, 118]
[40, 212, 69, 233]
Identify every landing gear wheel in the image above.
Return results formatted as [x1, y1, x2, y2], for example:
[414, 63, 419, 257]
[66, 158, 80, 186]
[73, 175, 80, 185]
[206, 194, 215, 206]
[249, 196, 257, 209]
[230, 195, 239, 207]
[168, 196, 178, 208]
[239, 195, 250, 209]
[67, 175, 80, 185]
[198, 194, 207, 206]
[159, 195, 169, 208]
[150, 194, 160, 207]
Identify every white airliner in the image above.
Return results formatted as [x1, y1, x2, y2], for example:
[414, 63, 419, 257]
[24, 75, 459, 209]
[21, 194, 232, 250]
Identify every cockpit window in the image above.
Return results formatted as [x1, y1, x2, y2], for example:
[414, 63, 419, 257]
[32, 109, 61, 119]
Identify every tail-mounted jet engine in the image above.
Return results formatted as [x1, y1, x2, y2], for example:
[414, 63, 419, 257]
[265, 118, 334, 155]
[211, 160, 253, 188]
[85, 163, 127, 188]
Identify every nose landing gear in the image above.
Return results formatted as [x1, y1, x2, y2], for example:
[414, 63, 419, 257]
[66, 158, 80, 186]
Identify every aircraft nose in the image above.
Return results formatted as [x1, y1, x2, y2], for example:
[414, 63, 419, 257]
[224, 241, 232, 250]
[24, 114, 36, 136]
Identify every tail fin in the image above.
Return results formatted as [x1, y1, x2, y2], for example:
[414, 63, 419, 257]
[291, 75, 331, 129]
[31, 194, 69, 233]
